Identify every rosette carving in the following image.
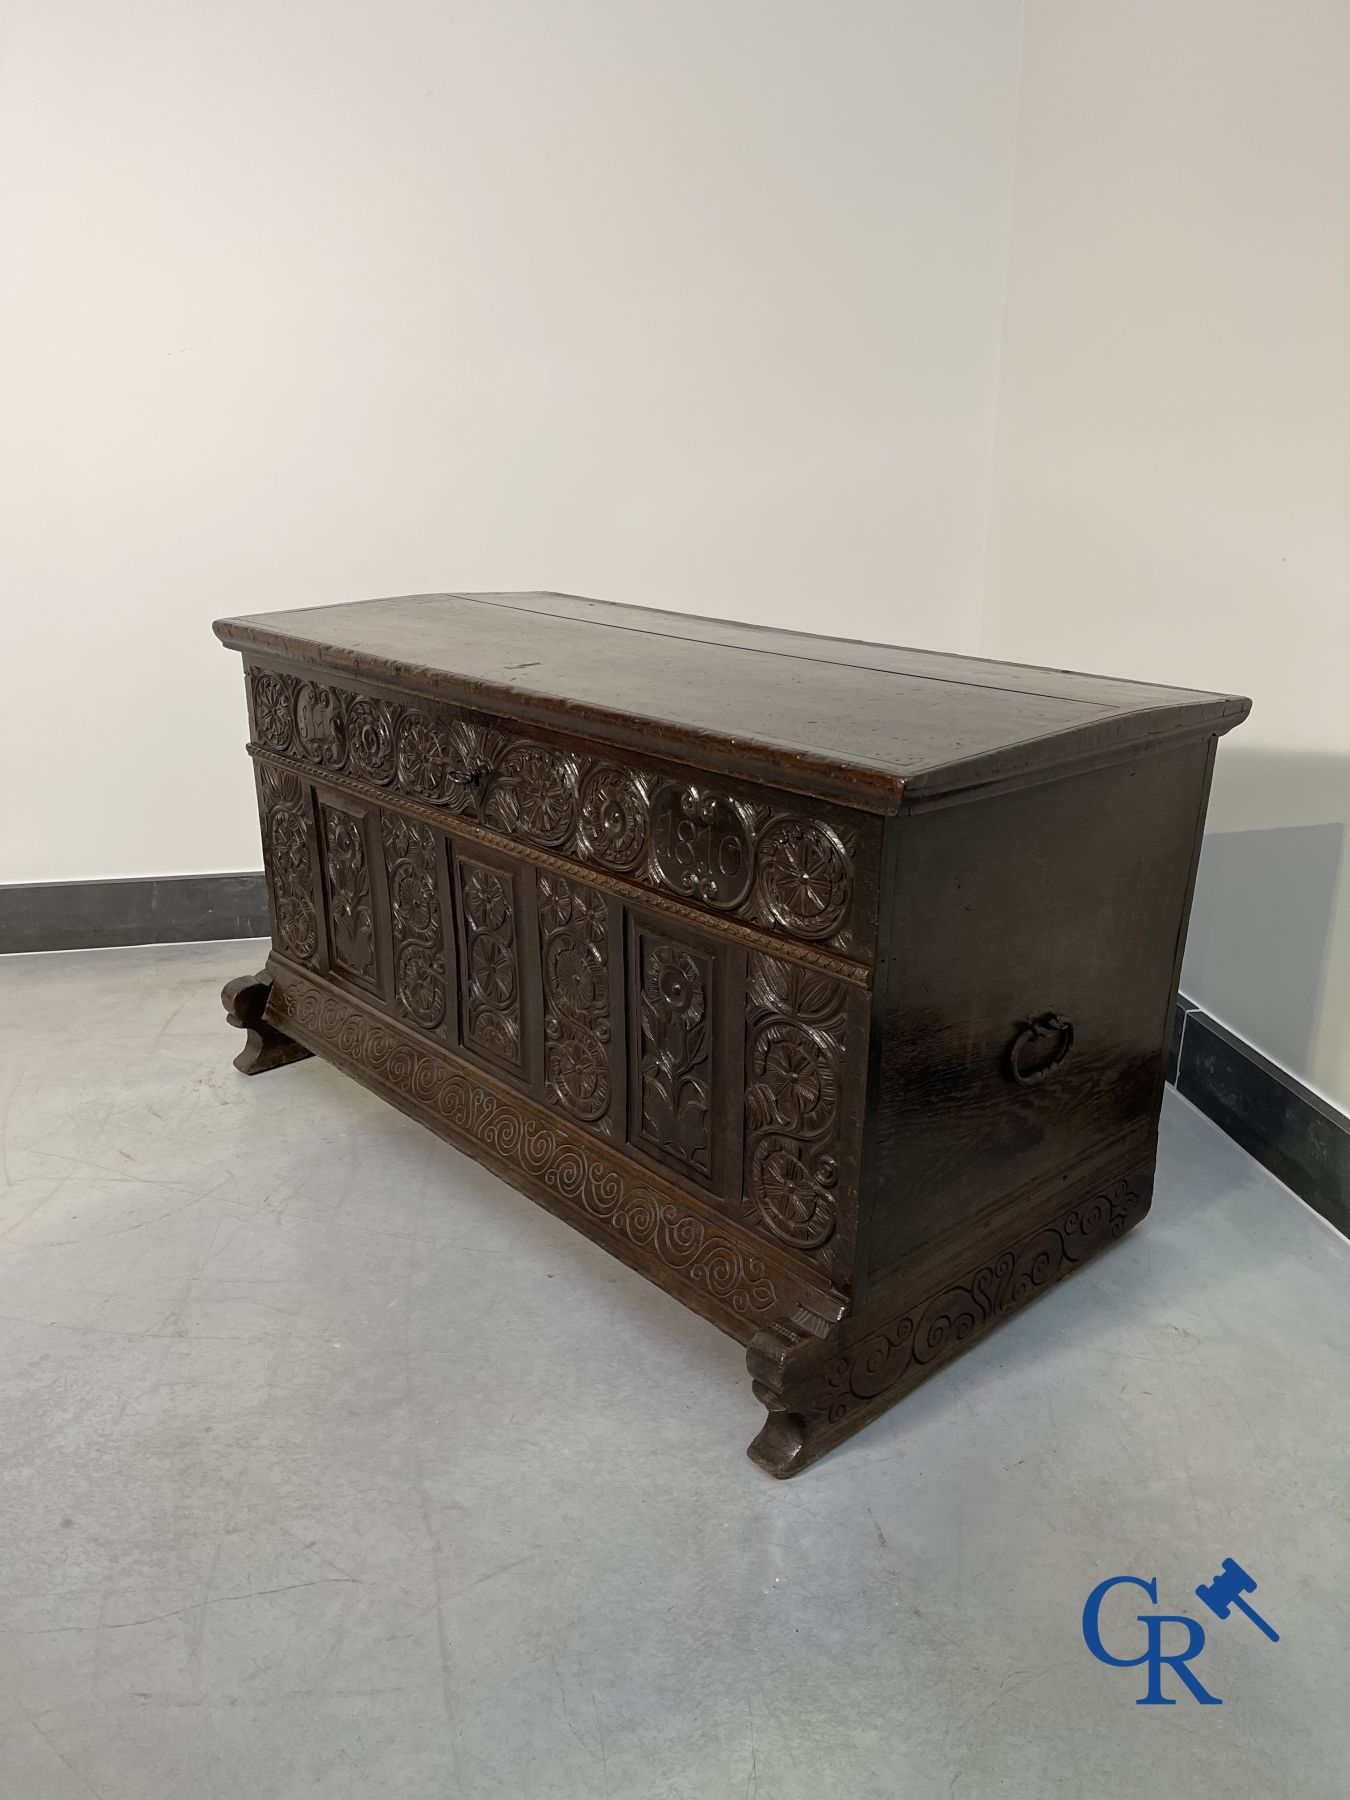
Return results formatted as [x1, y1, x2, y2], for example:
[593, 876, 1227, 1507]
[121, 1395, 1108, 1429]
[577, 763, 648, 871]
[484, 745, 580, 848]
[743, 953, 847, 1252]
[754, 818, 852, 940]
[347, 695, 398, 785]
[251, 670, 295, 752]
[395, 711, 453, 799]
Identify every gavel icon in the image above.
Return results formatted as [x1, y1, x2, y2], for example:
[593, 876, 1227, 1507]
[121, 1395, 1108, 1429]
[1194, 1558, 1279, 1642]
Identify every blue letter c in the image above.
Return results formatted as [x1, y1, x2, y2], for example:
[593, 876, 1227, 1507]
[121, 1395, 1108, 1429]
[1082, 1575, 1157, 1667]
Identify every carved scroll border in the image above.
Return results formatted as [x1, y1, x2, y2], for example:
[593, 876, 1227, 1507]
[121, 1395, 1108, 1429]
[264, 961, 844, 1331]
[812, 1173, 1150, 1425]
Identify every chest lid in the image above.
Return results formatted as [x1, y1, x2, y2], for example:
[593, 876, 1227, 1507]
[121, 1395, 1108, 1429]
[215, 591, 1250, 813]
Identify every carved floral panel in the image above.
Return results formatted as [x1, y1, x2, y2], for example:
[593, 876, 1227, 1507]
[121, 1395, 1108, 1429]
[319, 803, 377, 984]
[633, 927, 713, 1177]
[258, 762, 318, 964]
[382, 814, 446, 1032]
[537, 873, 612, 1133]
[743, 952, 848, 1254]
[458, 858, 521, 1067]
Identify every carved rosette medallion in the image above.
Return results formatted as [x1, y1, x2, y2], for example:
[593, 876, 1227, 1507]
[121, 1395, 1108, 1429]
[577, 763, 649, 871]
[382, 814, 446, 1030]
[347, 695, 398, 785]
[320, 805, 377, 982]
[260, 763, 317, 962]
[484, 745, 580, 848]
[395, 711, 452, 800]
[754, 819, 852, 940]
[743, 953, 846, 1250]
[459, 861, 521, 1065]
[537, 874, 611, 1130]
[635, 930, 713, 1174]
[251, 670, 295, 752]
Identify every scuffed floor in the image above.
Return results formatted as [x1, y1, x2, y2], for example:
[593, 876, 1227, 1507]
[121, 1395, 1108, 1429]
[1, 941, 1347, 1798]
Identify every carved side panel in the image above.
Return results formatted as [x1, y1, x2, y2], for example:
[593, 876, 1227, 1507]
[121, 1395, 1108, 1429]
[812, 1176, 1150, 1429]
[537, 873, 613, 1135]
[457, 857, 522, 1069]
[319, 802, 378, 985]
[382, 814, 447, 1033]
[258, 763, 319, 964]
[631, 926, 714, 1179]
[743, 954, 848, 1262]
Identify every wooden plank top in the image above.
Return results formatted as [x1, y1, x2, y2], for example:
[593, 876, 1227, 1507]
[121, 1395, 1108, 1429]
[216, 591, 1250, 812]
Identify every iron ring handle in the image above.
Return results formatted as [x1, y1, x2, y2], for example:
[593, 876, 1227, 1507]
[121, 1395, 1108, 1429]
[1008, 1012, 1074, 1086]
[442, 766, 490, 791]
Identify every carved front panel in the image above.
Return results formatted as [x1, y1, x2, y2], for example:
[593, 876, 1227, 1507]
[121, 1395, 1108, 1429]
[631, 925, 715, 1179]
[537, 873, 614, 1136]
[382, 815, 447, 1034]
[318, 802, 378, 986]
[456, 857, 523, 1070]
[258, 763, 319, 965]
[246, 662, 872, 955]
[743, 953, 849, 1267]
[265, 966, 817, 1329]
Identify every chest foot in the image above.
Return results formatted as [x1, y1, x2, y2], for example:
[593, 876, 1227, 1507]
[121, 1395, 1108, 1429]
[221, 970, 313, 1076]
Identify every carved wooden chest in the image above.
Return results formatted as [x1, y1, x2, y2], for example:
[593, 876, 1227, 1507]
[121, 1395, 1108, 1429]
[216, 592, 1248, 1474]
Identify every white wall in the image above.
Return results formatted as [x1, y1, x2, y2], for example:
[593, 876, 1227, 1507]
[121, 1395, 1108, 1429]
[981, 0, 1350, 1107]
[10, 1, 1345, 1111]
[0, 0, 1022, 884]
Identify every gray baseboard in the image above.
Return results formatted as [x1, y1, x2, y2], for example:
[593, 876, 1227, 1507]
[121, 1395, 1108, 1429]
[0, 872, 268, 954]
[1170, 996, 1349, 1238]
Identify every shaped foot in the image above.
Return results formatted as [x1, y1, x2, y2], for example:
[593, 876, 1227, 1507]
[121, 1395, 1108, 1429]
[745, 1311, 845, 1479]
[221, 970, 312, 1076]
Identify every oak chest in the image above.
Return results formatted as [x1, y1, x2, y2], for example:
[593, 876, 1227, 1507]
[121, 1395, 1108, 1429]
[215, 592, 1248, 1474]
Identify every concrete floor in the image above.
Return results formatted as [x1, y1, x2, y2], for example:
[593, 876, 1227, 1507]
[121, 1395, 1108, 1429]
[0, 941, 1346, 1800]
